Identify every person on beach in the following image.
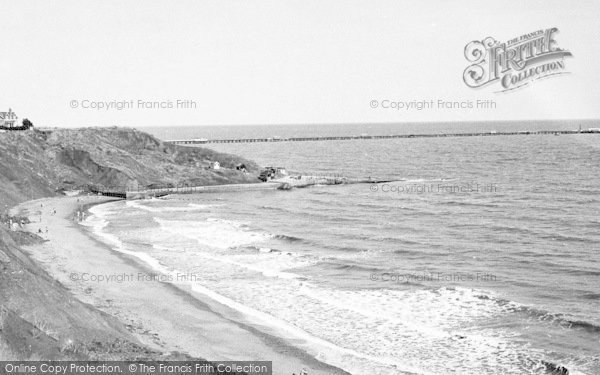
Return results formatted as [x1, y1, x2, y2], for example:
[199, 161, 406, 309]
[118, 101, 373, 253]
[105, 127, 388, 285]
[53, 208, 56, 215]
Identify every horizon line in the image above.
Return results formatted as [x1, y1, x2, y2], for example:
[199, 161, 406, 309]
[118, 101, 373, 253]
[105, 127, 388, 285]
[36, 118, 600, 129]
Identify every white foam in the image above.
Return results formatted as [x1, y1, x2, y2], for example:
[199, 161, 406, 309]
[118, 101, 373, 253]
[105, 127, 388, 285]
[299, 285, 449, 339]
[152, 244, 186, 253]
[81, 205, 432, 374]
[81, 202, 549, 375]
[187, 282, 433, 375]
[82, 213, 424, 374]
[147, 215, 315, 278]
[82, 204, 167, 271]
[154, 217, 272, 249]
[194, 251, 300, 280]
[126, 200, 215, 213]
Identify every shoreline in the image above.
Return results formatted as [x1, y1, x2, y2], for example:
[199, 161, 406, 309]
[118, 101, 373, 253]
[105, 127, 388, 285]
[11, 195, 349, 375]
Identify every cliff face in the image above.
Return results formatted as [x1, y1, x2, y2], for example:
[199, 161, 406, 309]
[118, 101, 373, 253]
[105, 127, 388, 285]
[0, 227, 157, 360]
[0, 127, 257, 360]
[0, 127, 258, 208]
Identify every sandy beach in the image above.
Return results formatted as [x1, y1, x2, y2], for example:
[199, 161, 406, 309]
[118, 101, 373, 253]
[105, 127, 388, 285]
[11, 195, 348, 375]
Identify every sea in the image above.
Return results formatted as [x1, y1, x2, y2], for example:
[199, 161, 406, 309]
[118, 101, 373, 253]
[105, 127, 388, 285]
[83, 122, 599, 375]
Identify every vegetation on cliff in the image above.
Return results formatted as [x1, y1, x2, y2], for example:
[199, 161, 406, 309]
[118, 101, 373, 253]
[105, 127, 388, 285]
[0, 127, 258, 209]
[0, 228, 170, 360]
[0, 127, 257, 360]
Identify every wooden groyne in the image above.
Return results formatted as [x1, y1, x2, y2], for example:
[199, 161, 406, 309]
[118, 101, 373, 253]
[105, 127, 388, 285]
[91, 182, 282, 200]
[126, 182, 283, 199]
[90, 187, 127, 198]
[167, 129, 600, 145]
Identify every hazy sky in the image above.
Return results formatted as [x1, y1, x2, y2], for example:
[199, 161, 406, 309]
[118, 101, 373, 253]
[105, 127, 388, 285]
[1, 0, 599, 127]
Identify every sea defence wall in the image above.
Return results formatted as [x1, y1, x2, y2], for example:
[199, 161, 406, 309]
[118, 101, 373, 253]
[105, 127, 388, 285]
[124, 182, 282, 200]
[166, 129, 600, 145]
[95, 176, 387, 200]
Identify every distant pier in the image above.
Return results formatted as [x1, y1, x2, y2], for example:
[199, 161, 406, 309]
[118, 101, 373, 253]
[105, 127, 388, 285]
[167, 129, 599, 145]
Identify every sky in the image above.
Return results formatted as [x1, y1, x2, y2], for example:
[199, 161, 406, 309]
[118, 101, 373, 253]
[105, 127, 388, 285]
[1, 0, 599, 128]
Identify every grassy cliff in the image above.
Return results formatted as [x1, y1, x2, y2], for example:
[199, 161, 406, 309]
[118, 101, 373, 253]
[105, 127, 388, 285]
[0, 127, 258, 360]
[0, 127, 258, 208]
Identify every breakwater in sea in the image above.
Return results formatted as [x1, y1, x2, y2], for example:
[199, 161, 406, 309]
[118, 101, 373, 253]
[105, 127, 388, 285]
[94, 176, 392, 200]
[167, 129, 599, 145]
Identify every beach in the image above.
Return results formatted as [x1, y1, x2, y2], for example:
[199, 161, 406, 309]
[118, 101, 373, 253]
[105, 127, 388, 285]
[11, 195, 348, 375]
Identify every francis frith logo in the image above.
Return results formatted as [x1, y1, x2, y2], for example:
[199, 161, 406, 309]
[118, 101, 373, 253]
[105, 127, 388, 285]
[463, 28, 572, 92]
